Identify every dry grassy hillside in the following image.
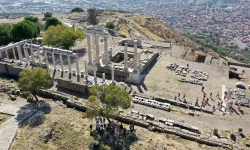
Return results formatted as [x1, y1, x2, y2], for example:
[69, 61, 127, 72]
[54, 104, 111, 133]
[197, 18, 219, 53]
[101, 12, 198, 50]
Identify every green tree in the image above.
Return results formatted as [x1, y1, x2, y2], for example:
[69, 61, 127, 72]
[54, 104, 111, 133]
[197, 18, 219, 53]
[0, 24, 12, 46]
[24, 16, 38, 23]
[71, 7, 84, 13]
[11, 20, 40, 42]
[86, 84, 131, 120]
[44, 12, 52, 19]
[45, 17, 62, 30]
[43, 25, 85, 49]
[105, 22, 115, 29]
[18, 67, 51, 101]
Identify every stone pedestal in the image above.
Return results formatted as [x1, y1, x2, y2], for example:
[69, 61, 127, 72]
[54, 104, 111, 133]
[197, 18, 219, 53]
[102, 73, 105, 81]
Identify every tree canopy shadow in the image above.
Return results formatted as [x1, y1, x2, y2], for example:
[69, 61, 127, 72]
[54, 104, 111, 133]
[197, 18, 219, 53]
[17, 101, 51, 128]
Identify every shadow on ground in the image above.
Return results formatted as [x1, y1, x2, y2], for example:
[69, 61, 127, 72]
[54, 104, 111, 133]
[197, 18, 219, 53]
[17, 101, 51, 128]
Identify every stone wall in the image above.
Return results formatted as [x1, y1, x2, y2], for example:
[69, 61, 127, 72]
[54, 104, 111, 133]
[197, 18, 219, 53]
[56, 78, 89, 95]
[0, 62, 90, 95]
[0, 62, 23, 77]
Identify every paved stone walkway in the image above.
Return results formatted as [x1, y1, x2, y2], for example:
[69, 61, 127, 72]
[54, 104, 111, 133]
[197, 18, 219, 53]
[0, 104, 36, 150]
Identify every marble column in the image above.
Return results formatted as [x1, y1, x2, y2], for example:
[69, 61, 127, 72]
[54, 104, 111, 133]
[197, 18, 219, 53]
[30, 48, 35, 64]
[95, 34, 100, 65]
[102, 73, 105, 81]
[76, 56, 80, 76]
[104, 35, 109, 66]
[92, 34, 96, 59]
[133, 40, 138, 70]
[87, 34, 92, 65]
[111, 66, 114, 83]
[37, 49, 42, 66]
[44, 50, 49, 67]
[67, 55, 71, 74]
[94, 65, 97, 85]
[84, 60, 88, 81]
[0, 51, 2, 59]
[5, 49, 9, 59]
[12, 48, 17, 60]
[17, 47, 23, 62]
[52, 52, 56, 70]
[24, 48, 29, 63]
[59, 53, 63, 72]
[124, 43, 128, 71]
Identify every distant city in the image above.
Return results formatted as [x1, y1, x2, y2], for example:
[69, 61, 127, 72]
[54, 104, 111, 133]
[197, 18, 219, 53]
[1, 0, 250, 49]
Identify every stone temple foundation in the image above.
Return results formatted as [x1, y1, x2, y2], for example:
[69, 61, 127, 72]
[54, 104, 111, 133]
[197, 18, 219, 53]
[85, 31, 159, 84]
[0, 27, 159, 85]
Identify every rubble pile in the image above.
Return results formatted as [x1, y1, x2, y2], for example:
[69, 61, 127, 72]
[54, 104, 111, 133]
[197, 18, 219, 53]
[234, 89, 245, 96]
[133, 96, 170, 111]
[191, 70, 209, 81]
[179, 78, 203, 86]
[0, 84, 21, 101]
[116, 110, 231, 149]
[167, 63, 191, 77]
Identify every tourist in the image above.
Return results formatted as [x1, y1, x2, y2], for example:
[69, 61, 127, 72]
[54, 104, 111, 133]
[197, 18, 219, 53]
[195, 99, 199, 107]
[210, 92, 212, 98]
[178, 93, 180, 98]
[183, 98, 187, 104]
[120, 123, 123, 135]
[98, 134, 102, 143]
[90, 124, 93, 135]
[123, 128, 127, 138]
[130, 124, 135, 132]
[183, 93, 186, 99]
[238, 102, 241, 111]
[213, 106, 216, 112]
[174, 95, 177, 101]
[201, 86, 204, 92]
[201, 101, 204, 108]
[216, 91, 220, 98]
[187, 64, 189, 68]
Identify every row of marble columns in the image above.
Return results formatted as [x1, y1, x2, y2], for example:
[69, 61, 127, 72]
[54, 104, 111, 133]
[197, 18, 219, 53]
[87, 33, 110, 66]
[87, 33, 140, 72]
[124, 40, 140, 71]
[0, 46, 24, 63]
